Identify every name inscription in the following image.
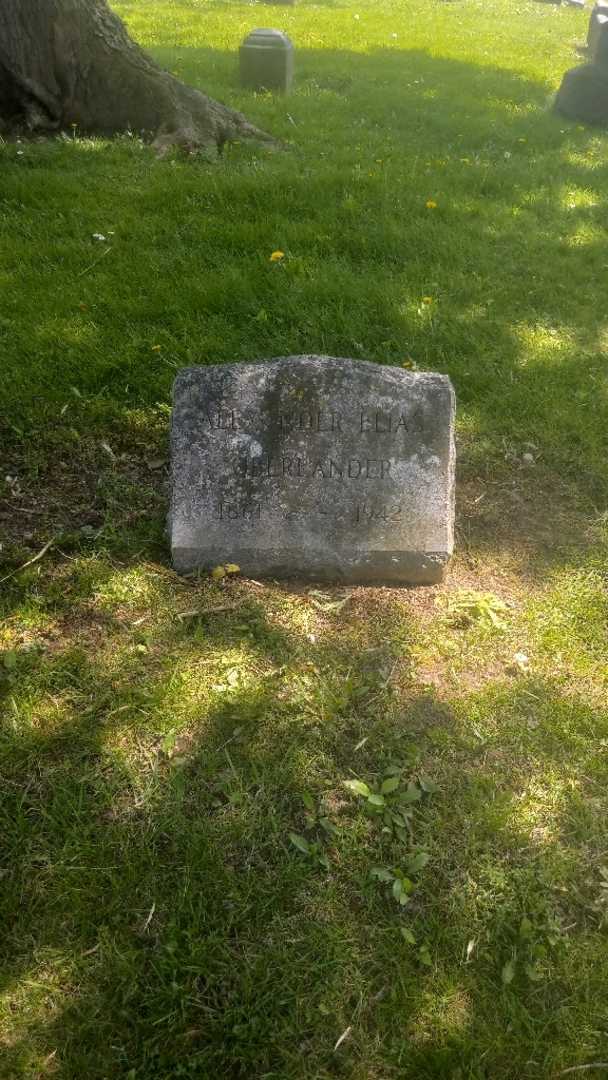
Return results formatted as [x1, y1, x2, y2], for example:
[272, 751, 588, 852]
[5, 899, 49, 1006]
[238, 456, 391, 481]
[202, 396, 428, 529]
[200, 404, 425, 437]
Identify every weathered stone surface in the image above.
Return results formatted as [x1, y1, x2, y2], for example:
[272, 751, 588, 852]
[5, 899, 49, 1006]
[170, 356, 455, 585]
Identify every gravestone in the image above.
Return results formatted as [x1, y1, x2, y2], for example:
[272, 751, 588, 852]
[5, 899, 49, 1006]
[591, 15, 608, 62]
[555, 57, 608, 123]
[588, 1, 608, 49]
[170, 356, 455, 585]
[239, 28, 294, 93]
[556, 0, 608, 123]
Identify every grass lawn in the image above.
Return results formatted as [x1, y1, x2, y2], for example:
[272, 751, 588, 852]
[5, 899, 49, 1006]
[1, 0, 608, 1076]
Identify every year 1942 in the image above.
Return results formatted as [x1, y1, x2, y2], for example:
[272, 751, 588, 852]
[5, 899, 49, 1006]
[354, 502, 402, 523]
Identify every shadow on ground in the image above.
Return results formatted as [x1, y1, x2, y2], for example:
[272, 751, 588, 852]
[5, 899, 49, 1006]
[1, 571, 607, 1077]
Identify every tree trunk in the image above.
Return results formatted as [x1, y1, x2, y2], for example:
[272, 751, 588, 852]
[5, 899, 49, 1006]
[0, 0, 274, 155]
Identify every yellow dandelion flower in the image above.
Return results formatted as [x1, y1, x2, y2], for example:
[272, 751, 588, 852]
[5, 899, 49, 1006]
[270, 250, 285, 262]
[151, 344, 162, 351]
[426, 199, 437, 209]
[422, 296, 433, 304]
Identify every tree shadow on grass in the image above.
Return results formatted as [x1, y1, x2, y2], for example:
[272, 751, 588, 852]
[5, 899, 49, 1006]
[1, 567, 608, 1077]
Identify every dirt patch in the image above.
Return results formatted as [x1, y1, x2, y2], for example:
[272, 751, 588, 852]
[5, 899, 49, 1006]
[1, 434, 166, 564]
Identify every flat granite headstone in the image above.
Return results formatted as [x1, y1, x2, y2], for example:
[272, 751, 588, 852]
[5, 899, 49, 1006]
[170, 356, 455, 585]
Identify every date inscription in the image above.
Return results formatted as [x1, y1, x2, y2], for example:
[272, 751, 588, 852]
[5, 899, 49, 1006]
[215, 501, 263, 521]
[211, 500, 405, 527]
[354, 503, 402, 524]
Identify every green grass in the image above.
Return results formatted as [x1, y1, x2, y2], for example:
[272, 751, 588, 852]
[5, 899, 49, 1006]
[1, 0, 608, 1076]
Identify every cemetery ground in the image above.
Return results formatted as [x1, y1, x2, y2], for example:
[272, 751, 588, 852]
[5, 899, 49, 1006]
[1, 0, 608, 1075]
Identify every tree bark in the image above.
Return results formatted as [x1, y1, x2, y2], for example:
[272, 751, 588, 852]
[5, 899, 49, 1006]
[0, 0, 274, 154]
